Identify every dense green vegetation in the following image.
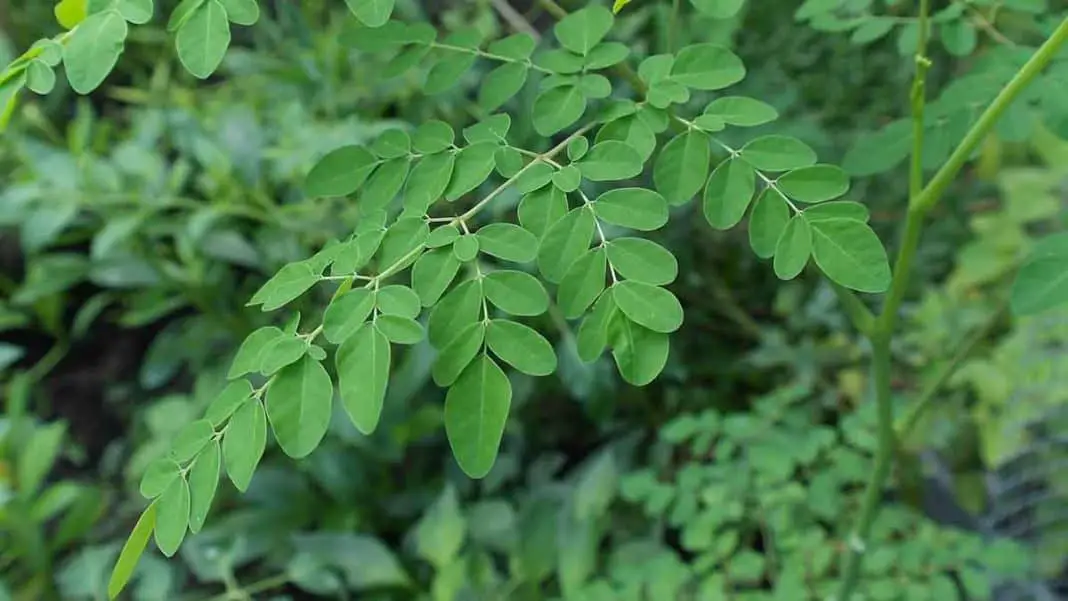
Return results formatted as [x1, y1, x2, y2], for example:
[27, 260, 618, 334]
[2, 1, 1068, 600]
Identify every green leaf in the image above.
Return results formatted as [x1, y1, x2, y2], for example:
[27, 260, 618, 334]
[554, 5, 613, 55]
[535, 48, 584, 74]
[577, 291, 617, 362]
[371, 129, 411, 159]
[345, 0, 394, 27]
[63, 10, 128, 94]
[412, 121, 455, 154]
[55, 0, 89, 29]
[218, 0, 259, 25]
[139, 458, 180, 499]
[187, 440, 220, 533]
[519, 186, 569, 238]
[654, 131, 711, 205]
[445, 142, 498, 200]
[432, 322, 486, 387]
[611, 281, 683, 333]
[26, 61, 56, 95]
[1010, 232, 1068, 316]
[606, 238, 678, 286]
[483, 270, 550, 316]
[453, 235, 480, 262]
[376, 285, 421, 318]
[249, 261, 319, 312]
[515, 162, 556, 194]
[703, 96, 778, 127]
[266, 356, 332, 458]
[479, 63, 529, 112]
[533, 85, 586, 136]
[703, 158, 756, 229]
[740, 135, 817, 172]
[593, 187, 668, 231]
[611, 317, 669, 386]
[773, 216, 812, 280]
[168, 419, 214, 463]
[486, 320, 557, 376]
[17, 422, 64, 497]
[428, 279, 484, 348]
[851, 17, 895, 45]
[552, 165, 583, 192]
[597, 114, 657, 162]
[361, 157, 410, 211]
[558, 248, 607, 319]
[257, 335, 308, 376]
[176, 0, 230, 79]
[776, 164, 850, 203]
[376, 315, 425, 345]
[205, 379, 253, 426]
[304, 146, 378, 198]
[464, 113, 510, 144]
[154, 477, 189, 557]
[568, 136, 590, 161]
[117, 0, 152, 24]
[337, 325, 391, 434]
[445, 354, 512, 478]
[412, 248, 461, 306]
[427, 225, 461, 248]
[578, 141, 643, 182]
[496, 147, 525, 177]
[487, 33, 536, 59]
[477, 223, 539, 263]
[669, 43, 745, 90]
[538, 207, 596, 283]
[426, 53, 476, 94]
[579, 74, 612, 99]
[167, 0, 203, 31]
[585, 41, 629, 69]
[689, 0, 744, 18]
[941, 20, 977, 57]
[222, 400, 266, 492]
[108, 505, 155, 600]
[803, 200, 870, 222]
[748, 187, 791, 259]
[810, 218, 891, 293]
[377, 217, 428, 268]
[323, 288, 375, 344]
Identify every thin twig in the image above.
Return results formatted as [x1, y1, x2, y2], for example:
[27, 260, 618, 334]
[491, 0, 541, 40]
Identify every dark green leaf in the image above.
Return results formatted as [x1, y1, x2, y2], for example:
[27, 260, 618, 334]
[250, 261, 320, 311]
[453, 234, 481, 262]
[803, 201, 870, 223]
[515, 162, 556, 194]
[205, 379, 253, 426]
[426, 53, 476, 94]
[361, 157, 410, 211]
[483, 270, 550, 316]
[585, 42, 629, 69]
[486, 320, 556, 376]
[567, 136, 590, 161]
[266, 356, 333, 458]
[593, 188, 668, 231]
[228, 326, 283, 379]
[479, 63, 529, 112]
[337, 325, 391, 434]
[139, 458, 180, 499]
[464, 113, 511, 144]
[445, 354, 512, 478]
[345, 0, 394, 27]
[552, 165, 582, 192]
[257, 335, 308, 376]
[377, 217, 428, 268]
[611, 281, 683, 333]
[596, 114, 656, 162]
[427, 225, 461, 248]
[371, 129, 411, 159]
[169, 419, 214, 463]
[376, 285, 421, 318]
[487, 34, 536, 59]
[404, 152, 455, 213]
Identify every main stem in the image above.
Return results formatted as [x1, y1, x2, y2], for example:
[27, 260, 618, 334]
[834, 12, 1068, 601]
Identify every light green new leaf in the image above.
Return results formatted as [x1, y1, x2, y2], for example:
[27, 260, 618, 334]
[304, 146, 378, 198]
[176, 0, 230, 79]
[515, 162, 556, 194]
[63, 10, 128, 94]
[55, 0, 89, 29]
[187, 440, 220, 533]
[445, 142, 498, 201]
[376, 285, 422, 318]
[139, 458, 180, 499]
[323, 288, 375, 344]
[219, 0, 259, 25]
[593, 188, 668, 231]
[337, 325, 391, 434]
[428, 279, 484, 348]
[554, 5, 613, 55]
[266, 356, 332, 458]
[538, 207, 596, 283]
[249, 261, 319, 311]
[205, 379, 252, 426]
[483, 270, 550, 316]
[228, 326, 283, 378]
[654, 130, 711, 205]
[377, 217, 428, 268]
[108, 504, 155, 599]
[577, 291, 617, 362]
[669, 43, 745, 90]
[611, 317, 669, 386]
[773, 216, 812, 280]
[552, 165, 582, 192]
[748, 187, 790, 259]
[558, 248, 607, 319]
[154, 477, 189, 557]
[739, 135, 817, 172]
[703, 158, 756, 229]
[432, 322, 486, 387]
[412, 121, 455, 154]
[345, 0, 394, 27]
[376, 315, 425, 345]
[803, 200, 870, 223]
[578, 141, 644, 182]
[445, 354, 512, 478]
[1010, 233, 1068, 316]
[477, 223, 539, 263]
[486, 320, 557, 376]
[412, 248, 461, 306]
[533, 85, 586, 136]
[776, 164, 850, 203]
[611, 281, 683, 333]
[519, 186, 569, 238]
[810, 218, 891, 293]
[222, 399, 266, 492]
[169, 419, 214, 463]
[453, 235, 481, 262]
[361, 157, 410, 211]
[703, 95, 778, 127]
[606, 238, 678, 286]
[479, 63, 529, 112]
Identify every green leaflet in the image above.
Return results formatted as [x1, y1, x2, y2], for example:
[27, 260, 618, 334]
[515, 162, 555, 194]
[486, 319, 557, 376]
[426, 53, 476, 94]
[465, 113, 511, 144]
[773, 216, 812, 280]
[554, 5, 613, 55]
[176, 0, 231, 79]
[372, 129, 411, 158]
[568, 136, 590, 161]
[803, 200, 871, 223]
[428, 279, 484, 348]
[63, 10, 128, 94]
[476, 223, 539, 263]
[361, 157, 410, 211]
[266, 356, 333, 458]
[558, 247, 607, 319]
[1010, 232, 1068, 316]
[249, 261, 319, 312]
[533, 85, 587, 136]
[605, 238, 678, 286]
[483, 270, 550, 317]
[337, 324, 391, 433]
[703, 96, 778, 127]
[809, 217, 891, 293]
[323, 288, 375, 344]
[453, 235, 480, 262]
[432, 322, 486, 387]
[412, 248, 461, 307]
[139, 457, 180, 499]
[378, 217, 429, 268]
[412, 121, 455, 154]
[611, 316, 670, 386]
[444, 354, 512, 478]
[445, 142, 498, 200]
[596, 114, 657, 162]
[219, 0, 260, 26]
[479, 63, 529, 112]
[703, 158, 756, 229]
[740, 135, 818, 172]
[578, 141, 644, 182]
[345, 0, 394, 27]
[654, 130, 711, 205]
[108, 504, 155, 600]
[611, 280, 684, 333]
[187, 440, 220, 533]
[519, 186, 569, 238]
[222, 399, 266, 492]
[154, 477, 189, 557]
[585, 42, 629, 69]
[205, 379, 253, 426]
[426, 224, 461, 248]
[538, 207, 596, 283]
[776, 164, 850, 203]
[257, 334, 307, 376]
[376, 285, 422, 318]
[552, 165, 583, 192]
[576, 291, 617, 362]
[669, 43, 745, 90]
[168, 419, 213, 463]
[593, 188, 669, 231]
[376, 315, 425, 345]
[487, 34, 536, 60]
[748, 187, 790, 259]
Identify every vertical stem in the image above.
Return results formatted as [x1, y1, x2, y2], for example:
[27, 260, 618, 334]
[668, 0, 681, 52]
[908, 0, 931, 202]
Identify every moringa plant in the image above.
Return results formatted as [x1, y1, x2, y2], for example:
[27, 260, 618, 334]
[3, 0, 1068, 600]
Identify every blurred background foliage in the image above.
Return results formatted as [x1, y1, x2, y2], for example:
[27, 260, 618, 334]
[1, 0, 1067, 600]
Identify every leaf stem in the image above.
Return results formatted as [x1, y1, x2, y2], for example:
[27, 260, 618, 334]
[428, 41, 554, 74]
